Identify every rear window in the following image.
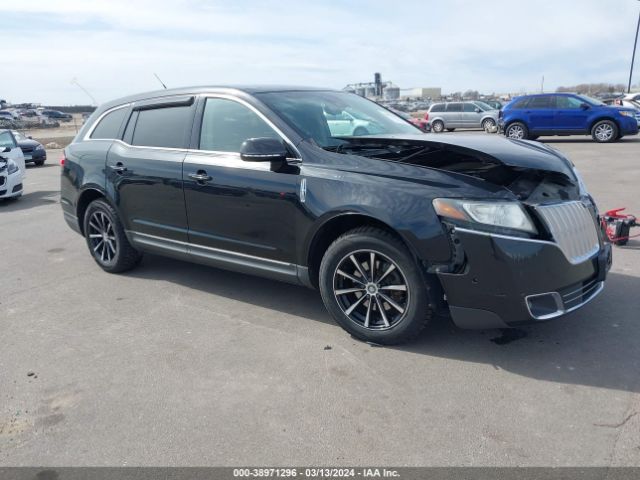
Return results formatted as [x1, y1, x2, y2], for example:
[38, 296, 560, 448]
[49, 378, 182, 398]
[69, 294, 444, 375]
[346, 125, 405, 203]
[430, 104, 445, 112]
[90, 107, 128, 140]
[446, 103, 463, 112]
[131, 106, 192, 148]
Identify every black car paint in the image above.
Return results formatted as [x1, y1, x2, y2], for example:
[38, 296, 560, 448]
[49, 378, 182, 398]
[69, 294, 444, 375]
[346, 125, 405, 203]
[60, 86, 610, 329]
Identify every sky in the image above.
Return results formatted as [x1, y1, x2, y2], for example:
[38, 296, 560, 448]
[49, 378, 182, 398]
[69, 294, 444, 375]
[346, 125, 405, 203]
[1, 0, 639, 105]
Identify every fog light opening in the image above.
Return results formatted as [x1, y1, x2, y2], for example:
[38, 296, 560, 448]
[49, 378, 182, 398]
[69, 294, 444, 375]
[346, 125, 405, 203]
[526, 292, 564, 320]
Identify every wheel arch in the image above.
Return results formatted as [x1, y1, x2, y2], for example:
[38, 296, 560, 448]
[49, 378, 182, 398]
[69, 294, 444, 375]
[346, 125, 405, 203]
[76, 186, 112, 235]
[305, 212, 421, 289]
[589, 116, 621, 133]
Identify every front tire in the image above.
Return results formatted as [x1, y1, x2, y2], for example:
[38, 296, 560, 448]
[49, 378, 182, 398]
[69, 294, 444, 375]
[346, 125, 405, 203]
[319, 227, 434, 345]
[83, 199, 142, 273]
[482, 118, 496, 132]
[591, 120, 618, 143]
[505, 122, 528, 140]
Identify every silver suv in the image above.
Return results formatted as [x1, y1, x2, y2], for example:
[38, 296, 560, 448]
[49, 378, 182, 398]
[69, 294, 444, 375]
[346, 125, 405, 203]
[427, 101, 499, 133]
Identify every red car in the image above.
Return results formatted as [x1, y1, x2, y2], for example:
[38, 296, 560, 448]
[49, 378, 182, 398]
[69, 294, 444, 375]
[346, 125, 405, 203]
[390, 108, 431, 132]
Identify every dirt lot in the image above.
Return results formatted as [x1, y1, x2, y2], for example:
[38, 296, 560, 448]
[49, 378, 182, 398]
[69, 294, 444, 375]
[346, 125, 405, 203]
[1, 134, 639, 466]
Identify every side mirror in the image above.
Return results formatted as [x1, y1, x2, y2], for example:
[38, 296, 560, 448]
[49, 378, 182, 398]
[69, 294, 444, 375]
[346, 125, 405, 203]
[474, 108, 481, 113]
[240, 137, 287, 162]
[1, 146, 11, 153]
[580, 103, 590, 110]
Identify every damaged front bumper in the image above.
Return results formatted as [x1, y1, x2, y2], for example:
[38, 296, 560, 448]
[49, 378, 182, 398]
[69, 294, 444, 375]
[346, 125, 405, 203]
[437, 228, 612, 329]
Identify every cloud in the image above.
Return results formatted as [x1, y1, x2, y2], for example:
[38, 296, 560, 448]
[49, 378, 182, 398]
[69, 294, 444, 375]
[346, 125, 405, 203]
[1, 0, 638, 104]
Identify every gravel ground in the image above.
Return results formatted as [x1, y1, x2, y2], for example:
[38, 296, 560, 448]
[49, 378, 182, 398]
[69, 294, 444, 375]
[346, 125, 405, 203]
[1, 134, 639, 466]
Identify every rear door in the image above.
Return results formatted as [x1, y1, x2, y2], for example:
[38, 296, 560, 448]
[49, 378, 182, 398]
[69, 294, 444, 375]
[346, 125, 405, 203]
[444, 103, 463, 127]
[523, 95, 555, 133]
[106, 96, 195, 245]
[554, 95, 590, 132]
[182, 95, 301, 269]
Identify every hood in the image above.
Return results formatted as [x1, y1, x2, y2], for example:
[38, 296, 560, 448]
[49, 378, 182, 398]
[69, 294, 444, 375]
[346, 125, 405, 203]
[354, 133, 576, 178]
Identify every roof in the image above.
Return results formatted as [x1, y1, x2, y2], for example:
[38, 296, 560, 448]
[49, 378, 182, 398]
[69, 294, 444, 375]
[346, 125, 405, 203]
[99, 85, 336, 111]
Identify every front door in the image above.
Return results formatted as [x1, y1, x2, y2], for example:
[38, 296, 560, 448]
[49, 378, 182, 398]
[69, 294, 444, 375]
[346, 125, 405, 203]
[183, 96, 300, 273]
[462, 103, 483, 128]
[554, 95, 590, 131]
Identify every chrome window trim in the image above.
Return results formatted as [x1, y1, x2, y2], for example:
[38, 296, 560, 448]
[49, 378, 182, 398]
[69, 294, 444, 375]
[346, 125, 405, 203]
[81, 94, 302, 162]
[83, 103, 132, 140]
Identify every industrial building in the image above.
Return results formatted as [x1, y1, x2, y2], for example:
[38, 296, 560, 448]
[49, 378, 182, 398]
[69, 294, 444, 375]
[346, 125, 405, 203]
[344, 73, 441, 101]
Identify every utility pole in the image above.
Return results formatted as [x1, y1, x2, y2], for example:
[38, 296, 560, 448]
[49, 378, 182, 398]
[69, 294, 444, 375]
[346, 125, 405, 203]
[541, 75, 544, 93]
[70, 78, 98, 106]
[629, 2, 640, 93]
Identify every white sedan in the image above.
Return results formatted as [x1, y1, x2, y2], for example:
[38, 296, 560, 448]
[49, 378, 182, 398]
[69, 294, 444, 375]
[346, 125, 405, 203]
[0, 129, 26, 199]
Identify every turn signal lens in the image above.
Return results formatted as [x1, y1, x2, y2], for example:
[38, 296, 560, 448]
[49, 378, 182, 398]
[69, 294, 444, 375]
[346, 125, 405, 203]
[59, 152, 66, 166]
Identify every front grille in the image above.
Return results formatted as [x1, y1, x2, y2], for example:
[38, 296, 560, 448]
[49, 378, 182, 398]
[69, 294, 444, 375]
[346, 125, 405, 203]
[536, 201, 600, 264]
[559, 275, 602, 311]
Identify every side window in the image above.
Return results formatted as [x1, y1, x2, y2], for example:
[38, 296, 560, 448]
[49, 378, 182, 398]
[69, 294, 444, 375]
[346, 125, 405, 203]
[527, 96, 552, 109]
[131, 106, 192, 148]
[511, 98, 529, 109]
[463, 103, 477, 112]
[556, 96, 583, 109]
[199, 98, 280, 152]
[90, 107, 128, 139]
[447, 103, 463, 112]
[430, 104, 445, 113]
[0, 131, 17, 149]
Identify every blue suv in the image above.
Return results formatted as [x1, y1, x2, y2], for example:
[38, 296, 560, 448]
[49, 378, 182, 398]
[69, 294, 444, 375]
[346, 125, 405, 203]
[500, 93, 639, 142]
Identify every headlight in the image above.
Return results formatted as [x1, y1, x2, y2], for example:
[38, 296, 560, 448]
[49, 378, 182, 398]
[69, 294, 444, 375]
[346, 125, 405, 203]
[35, 144, 44, 150]
[433, 198, 537, 234]
[7, 159, 19, 175]
[619, 110, 634, 117]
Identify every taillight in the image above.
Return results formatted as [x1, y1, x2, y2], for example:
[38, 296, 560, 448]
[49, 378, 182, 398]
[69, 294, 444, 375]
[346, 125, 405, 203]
[424, 112, 429, 121]
[59, 151, 66, 166]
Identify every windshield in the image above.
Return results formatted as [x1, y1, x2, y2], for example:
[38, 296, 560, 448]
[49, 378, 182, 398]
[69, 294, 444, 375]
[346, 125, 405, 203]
[256, 91, 422, 148]
[12, 131, 25, 140]
[473, 101, 494, 111]
[577, 95, 606, 107]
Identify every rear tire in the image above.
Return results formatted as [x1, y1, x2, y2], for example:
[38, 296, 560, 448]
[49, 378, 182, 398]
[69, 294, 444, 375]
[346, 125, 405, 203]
[431, 120, 444, 133]
[83, 199, 142, 273]
[505, 122, 528, 140]
[319, 227, 434, 345]
[591, 120, 618, 143]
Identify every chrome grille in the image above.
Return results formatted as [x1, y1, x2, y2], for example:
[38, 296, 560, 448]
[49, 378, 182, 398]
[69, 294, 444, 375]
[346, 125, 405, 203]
[536, 201, 600, 264]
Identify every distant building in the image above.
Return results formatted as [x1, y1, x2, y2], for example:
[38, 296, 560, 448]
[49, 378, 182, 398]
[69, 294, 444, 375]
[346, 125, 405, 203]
[399, 87, 442, 100]
[344, 73, 401, 100]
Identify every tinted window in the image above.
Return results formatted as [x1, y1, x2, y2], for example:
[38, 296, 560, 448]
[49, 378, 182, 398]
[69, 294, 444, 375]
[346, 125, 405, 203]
[463, 103, 478, 112]
[447, 103, 463, 112]
[131, 106, 192, 148]
[510, 98, 529, 109]
[0, 131, 16, 149]
[90, 107, 128, 139]
[556, 96, 584, 109]
[199, 98, 280, 152]
[527, 96, 553, 108]
[430, 104, 445, 112]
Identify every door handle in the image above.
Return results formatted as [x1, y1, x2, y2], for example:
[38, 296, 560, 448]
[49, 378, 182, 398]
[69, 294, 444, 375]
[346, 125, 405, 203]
[109, 162, 127, 174]
[188, 170, 212, 183]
